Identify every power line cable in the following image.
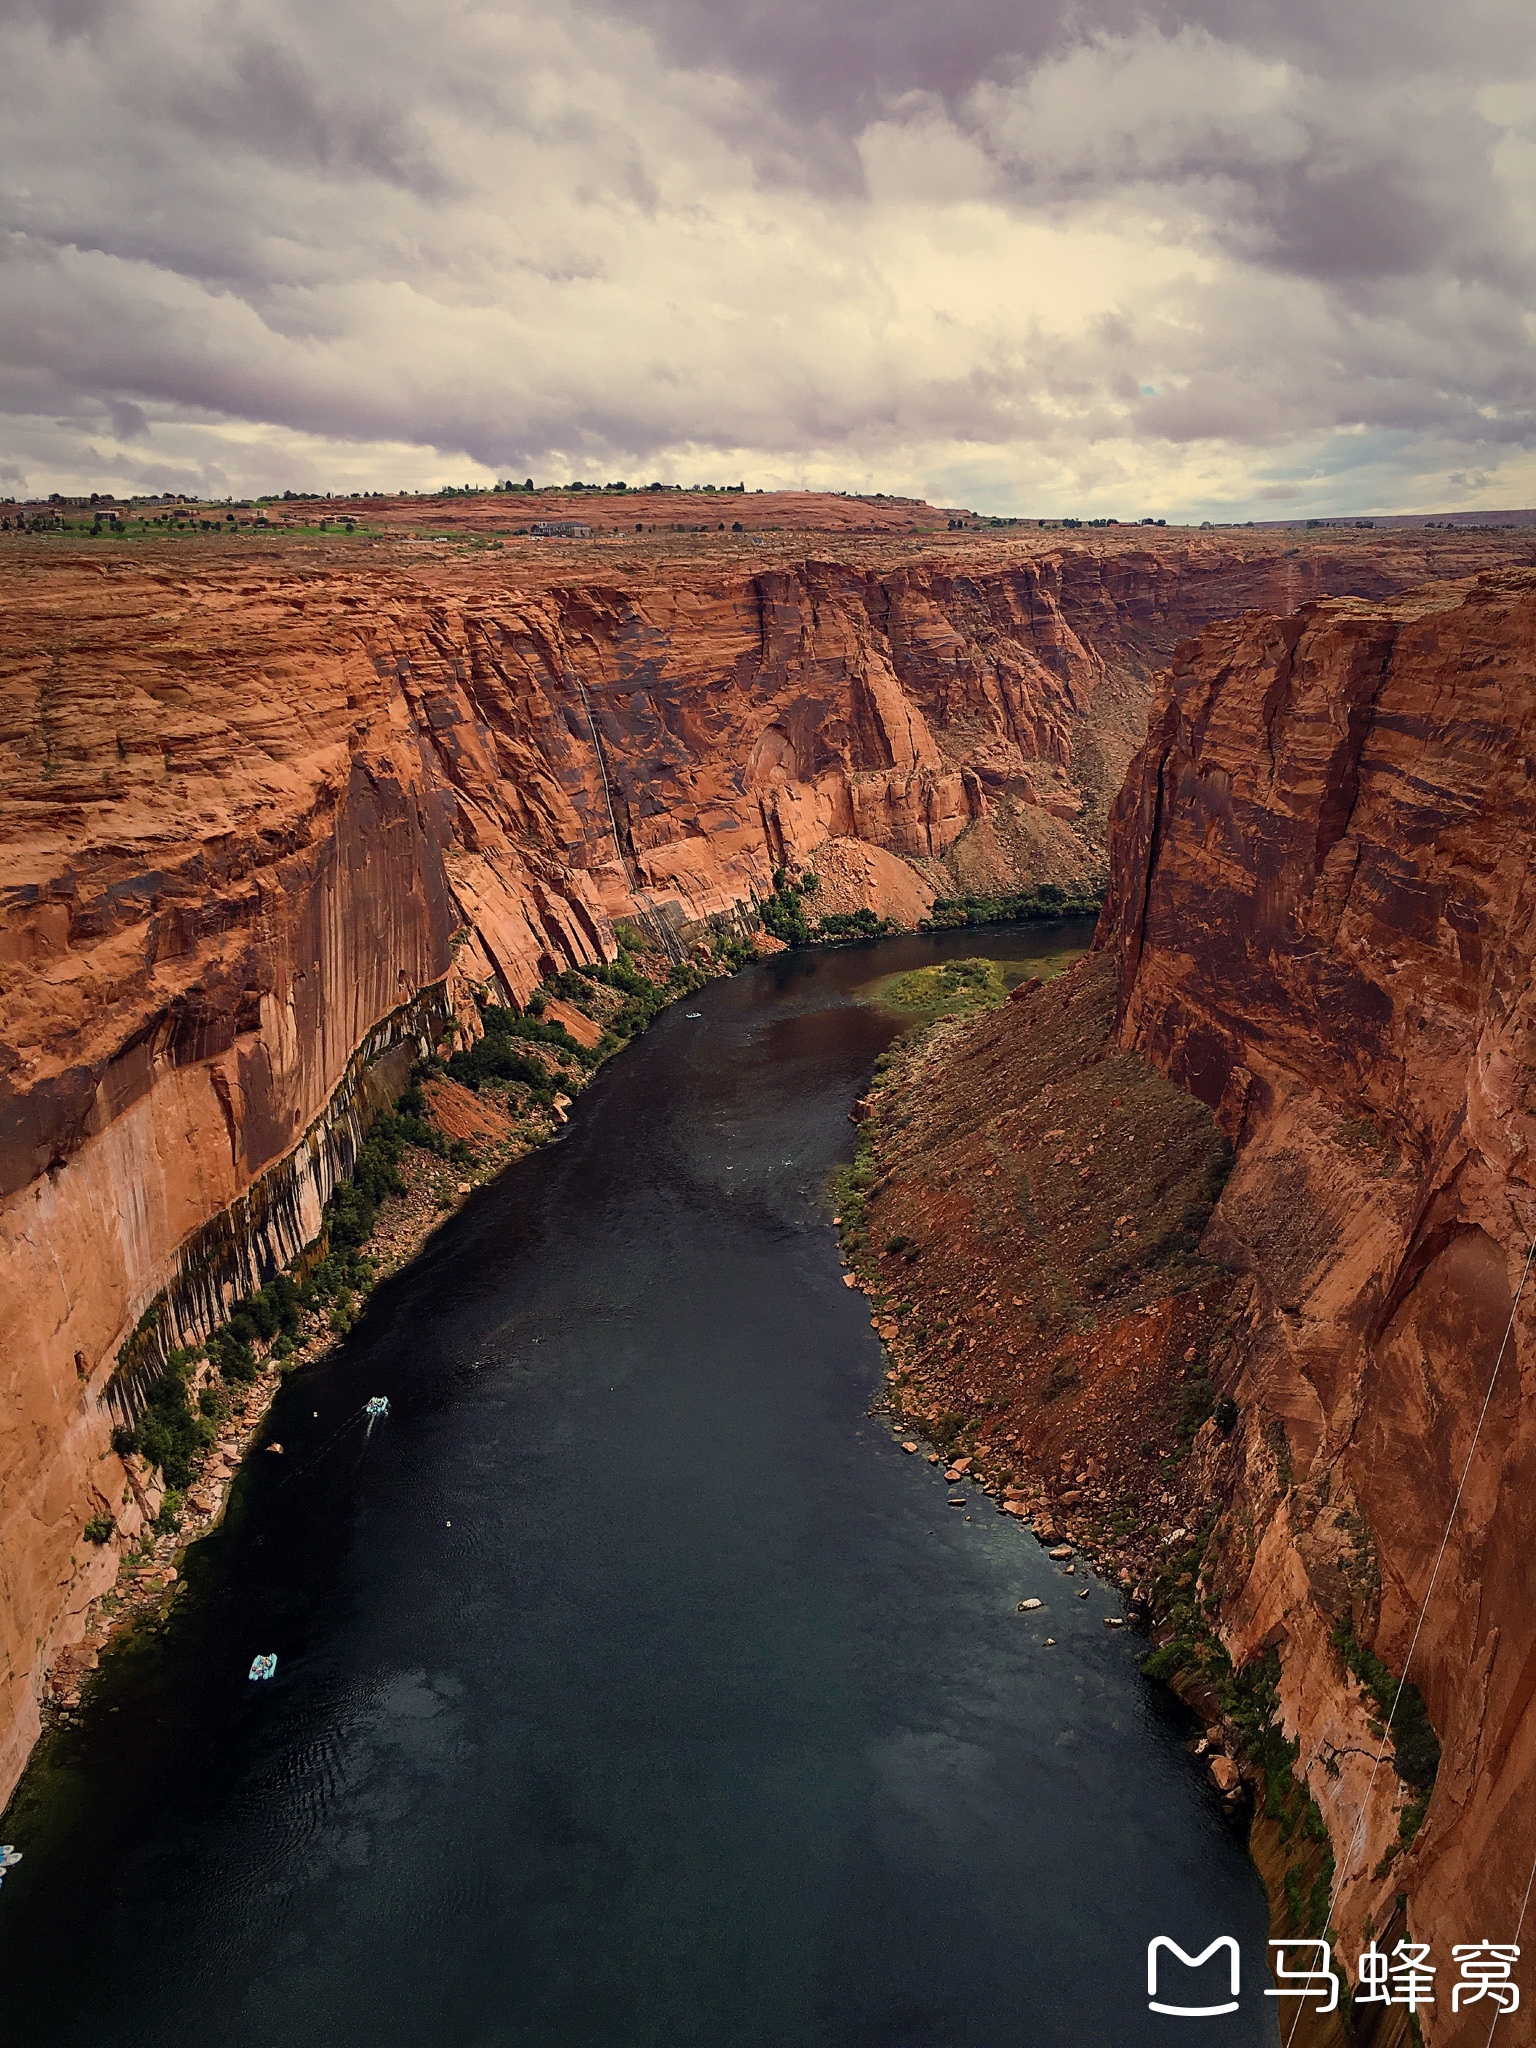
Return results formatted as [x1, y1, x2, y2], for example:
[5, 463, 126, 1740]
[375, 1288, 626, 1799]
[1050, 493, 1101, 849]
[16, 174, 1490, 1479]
[1284, 1232, 1536, 2046]
[1485, 1838, 1536, 2043]
[574, 676, 628, 876]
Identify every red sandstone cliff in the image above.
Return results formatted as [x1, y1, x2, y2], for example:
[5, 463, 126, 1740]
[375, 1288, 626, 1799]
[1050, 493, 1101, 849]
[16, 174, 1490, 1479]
[1103, 568, 1536, 2038]
[0, 520, 1529, 1812]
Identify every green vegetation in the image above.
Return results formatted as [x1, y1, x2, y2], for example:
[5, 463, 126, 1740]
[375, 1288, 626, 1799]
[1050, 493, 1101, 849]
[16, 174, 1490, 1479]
[815, 908, 896, 940]
[448, 1004, 595, 1095]
[554, 951, 709, 1043]
[759, 868, 818, 946]
[208, 1273, 303, 1383]
[4, 497, 390, 543]
[299, 1108, 427, 1331]
[827, 1111, 878, 1256]
[83, 1515, 115, 1546]
[919, 881, 1105, 930]
[1332, 1617, 1440, 1838]
[135, 1363, 197, 1474]
[111, 1072, 474, 1487]
[878, 956, 1010, 1016]
[1142, 1528, 1335, 1935]
[1172, 1345, 1236, 1451]
[119, 1347, 212, 1490]
[925, 1409, 971, 1454]
[393, 1078, 474, 1161]
[757, 871, 897, 947]
[711, 934, 756, 970]
[106, 933, 727, 1518]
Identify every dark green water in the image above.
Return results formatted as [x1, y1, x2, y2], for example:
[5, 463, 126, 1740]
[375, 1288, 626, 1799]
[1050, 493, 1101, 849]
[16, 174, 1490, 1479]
[1, 921, 1277, 2046]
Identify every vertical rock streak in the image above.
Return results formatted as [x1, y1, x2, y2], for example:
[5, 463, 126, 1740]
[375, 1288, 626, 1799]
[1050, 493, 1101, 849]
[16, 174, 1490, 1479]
[1103, 569, 1536, 1979]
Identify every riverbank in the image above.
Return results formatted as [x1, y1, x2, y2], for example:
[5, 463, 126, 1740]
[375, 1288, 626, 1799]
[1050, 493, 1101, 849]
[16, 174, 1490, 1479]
[836, 952, 1351, 1996]
[836, 950, 1442, 2040]
[34, 927, 763, 1734]
[3, 914, 1279, 2048]
[838, 951, 1238, 1613]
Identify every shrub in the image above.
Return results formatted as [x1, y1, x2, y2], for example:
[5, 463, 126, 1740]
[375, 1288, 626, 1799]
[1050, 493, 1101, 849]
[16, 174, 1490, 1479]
[448, 1038, 546, 1092]
[816, 908, 892, 940]
[447, 1003, 599, 1091]
[929, 1410, 968, 1452]
[111, 1423, 139, 1458]
[84, 1515, 115, 1545]
[1333, 1617, 1440, 1794]
[135, 1349, 212, 1489]
[246, 1290, 280, 1341]
[919, 881, 1107, 930]
[760, 869, 816, 946]
[209, 1323, 258, 1383]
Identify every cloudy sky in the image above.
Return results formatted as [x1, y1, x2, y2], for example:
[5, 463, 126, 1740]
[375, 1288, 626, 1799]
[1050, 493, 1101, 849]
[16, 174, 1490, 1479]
[4, 0, 1535, 517]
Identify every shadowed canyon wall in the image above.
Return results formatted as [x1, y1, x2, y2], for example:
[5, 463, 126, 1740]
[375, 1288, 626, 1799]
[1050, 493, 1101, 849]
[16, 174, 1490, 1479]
[0, 522, 1530, 1808]
[1104, 568, 1536, 2035]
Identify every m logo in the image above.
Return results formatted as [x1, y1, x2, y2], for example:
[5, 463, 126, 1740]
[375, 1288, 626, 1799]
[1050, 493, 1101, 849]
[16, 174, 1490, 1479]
[1147, 1935, 1242, 2016]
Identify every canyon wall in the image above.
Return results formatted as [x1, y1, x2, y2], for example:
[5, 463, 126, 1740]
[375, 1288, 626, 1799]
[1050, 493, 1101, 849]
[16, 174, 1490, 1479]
[1104, 567, 1536, 2033]
[0, 523, 1525, 1809]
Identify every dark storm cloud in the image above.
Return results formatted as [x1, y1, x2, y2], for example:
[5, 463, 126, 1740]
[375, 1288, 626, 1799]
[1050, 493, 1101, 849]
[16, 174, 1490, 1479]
[620, 0, 1536, 296]
[0, 0, 1533, 512]
[608, 0, 1526, 136]
[149, 34, 453, 195]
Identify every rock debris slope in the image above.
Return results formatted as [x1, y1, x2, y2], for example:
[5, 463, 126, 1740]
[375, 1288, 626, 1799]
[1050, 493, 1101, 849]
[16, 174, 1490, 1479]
[1103, 568, 1536, 2013]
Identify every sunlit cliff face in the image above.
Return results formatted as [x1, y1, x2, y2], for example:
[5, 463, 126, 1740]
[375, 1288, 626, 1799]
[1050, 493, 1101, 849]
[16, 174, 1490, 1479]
[1103, 567, 1536, 1980]
[2, 0, 1535, 516]
[3, 517, 1527, 1812]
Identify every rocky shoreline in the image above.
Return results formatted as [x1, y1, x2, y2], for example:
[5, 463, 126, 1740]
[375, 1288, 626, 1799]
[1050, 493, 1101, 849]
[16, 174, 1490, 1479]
[35, 934, 760, 1735]
[834, 952, 1238, 1624]
[833, 953, 1344, 1998]
[837, 948, 1451, 2045]
[40, 1095, 555, 1723]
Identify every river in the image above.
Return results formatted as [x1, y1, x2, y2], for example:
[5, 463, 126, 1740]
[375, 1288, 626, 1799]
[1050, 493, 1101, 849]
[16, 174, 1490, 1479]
[1, 921, 1278, 2046]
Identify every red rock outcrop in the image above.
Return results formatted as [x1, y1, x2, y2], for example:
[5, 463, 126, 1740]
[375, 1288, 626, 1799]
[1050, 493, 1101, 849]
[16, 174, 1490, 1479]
[0, 518, 1530, 1813]
[1103, 568, 1536, 2036]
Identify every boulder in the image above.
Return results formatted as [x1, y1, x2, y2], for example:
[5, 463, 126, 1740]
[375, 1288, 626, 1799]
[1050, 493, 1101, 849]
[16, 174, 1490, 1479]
[1209, 1755, 1240, 1794]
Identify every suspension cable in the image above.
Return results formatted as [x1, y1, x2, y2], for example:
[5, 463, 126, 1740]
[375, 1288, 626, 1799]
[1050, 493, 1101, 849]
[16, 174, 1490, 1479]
[574, 676, 629, 877]
[1486, 1842, 1536, 2043]
[1284, 1232, 1536, 2046]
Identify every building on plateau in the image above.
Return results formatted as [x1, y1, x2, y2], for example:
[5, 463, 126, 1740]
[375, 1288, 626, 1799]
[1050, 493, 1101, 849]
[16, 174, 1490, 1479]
[529, 520, 591, 538]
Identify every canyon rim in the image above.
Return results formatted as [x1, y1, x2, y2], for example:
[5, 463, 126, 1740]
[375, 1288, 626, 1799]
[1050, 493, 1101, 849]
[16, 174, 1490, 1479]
[5, 504, 1536, 2040]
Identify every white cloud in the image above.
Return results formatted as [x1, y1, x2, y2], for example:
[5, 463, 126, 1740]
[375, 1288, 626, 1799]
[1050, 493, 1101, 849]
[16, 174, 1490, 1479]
[0, 0, 1533, 515]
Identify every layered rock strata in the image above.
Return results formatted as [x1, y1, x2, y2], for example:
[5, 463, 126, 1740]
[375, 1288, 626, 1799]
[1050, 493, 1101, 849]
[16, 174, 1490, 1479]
[1103, 569, 1536, 2029]
[857, 564, 1536, 2040]
[0, 523, 1529, 1813]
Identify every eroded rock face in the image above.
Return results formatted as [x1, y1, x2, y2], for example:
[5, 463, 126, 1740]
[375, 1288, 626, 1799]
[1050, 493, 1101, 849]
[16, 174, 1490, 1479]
[1104, 568, 1536, 2018]
[0, 521, 1528, 1809]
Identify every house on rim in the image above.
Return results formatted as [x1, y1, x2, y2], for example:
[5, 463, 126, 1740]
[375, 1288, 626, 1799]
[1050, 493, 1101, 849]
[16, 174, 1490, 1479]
[529, 520, 591, 538]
